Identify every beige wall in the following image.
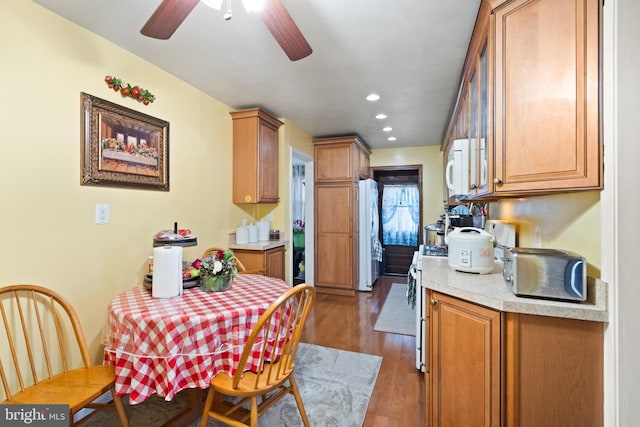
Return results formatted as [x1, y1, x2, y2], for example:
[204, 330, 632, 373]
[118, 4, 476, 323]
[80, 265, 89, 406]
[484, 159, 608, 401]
[278, 120, 314, 278]
[0, 1, 304, 361]
[370, 145, 445, 226]
[490, 192, 601, 276]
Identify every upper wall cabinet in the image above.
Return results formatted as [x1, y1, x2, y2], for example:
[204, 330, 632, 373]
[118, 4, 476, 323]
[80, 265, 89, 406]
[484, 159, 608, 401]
[443, 1, 493, 202]
[314, 136, 371, 183]
[492, 0, 602, 194]
[230, 108, 283, 204]
[442, 0, 602, 200]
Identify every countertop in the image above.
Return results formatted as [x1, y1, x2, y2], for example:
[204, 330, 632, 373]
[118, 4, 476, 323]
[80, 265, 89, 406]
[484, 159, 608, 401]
[421, 257, 608, 322]
[228, 233, 287, 251]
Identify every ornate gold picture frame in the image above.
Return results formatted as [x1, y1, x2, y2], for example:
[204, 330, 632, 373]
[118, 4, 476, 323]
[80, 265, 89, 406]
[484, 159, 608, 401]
[81, 92, 169, 191]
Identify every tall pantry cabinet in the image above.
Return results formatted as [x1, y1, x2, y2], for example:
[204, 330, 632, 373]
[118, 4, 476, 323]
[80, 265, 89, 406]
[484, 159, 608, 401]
[313, 136, 371, 295]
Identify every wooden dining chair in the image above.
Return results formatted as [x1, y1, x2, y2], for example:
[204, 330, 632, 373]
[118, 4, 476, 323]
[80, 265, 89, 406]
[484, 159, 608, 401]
[200, 284, 315, 427]
[201, 247, 266, 276]
[0, 284, 130, 427]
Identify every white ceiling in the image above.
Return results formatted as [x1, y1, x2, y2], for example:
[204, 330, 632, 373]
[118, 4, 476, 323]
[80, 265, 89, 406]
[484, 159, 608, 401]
[32, 0, 480, 149]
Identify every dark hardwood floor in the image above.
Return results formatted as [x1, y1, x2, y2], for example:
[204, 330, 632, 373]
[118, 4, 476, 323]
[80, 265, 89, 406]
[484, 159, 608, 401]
[300, 275, 425, 427]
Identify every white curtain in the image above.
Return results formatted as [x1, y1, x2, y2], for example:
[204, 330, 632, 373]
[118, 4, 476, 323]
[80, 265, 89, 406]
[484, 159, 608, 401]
[292, 164, 305, 224]
[381, 184, 419, 246]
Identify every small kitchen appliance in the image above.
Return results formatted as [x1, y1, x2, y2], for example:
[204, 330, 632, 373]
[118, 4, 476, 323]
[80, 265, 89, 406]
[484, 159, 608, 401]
[484, 220, 516, 260]
[424, 221, 447, 247]
[445, 227, 495, 274]
[502, 247, 587, 302]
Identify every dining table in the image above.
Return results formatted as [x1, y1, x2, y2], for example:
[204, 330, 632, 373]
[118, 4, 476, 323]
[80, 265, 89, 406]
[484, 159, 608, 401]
[102, 274, 290, 407]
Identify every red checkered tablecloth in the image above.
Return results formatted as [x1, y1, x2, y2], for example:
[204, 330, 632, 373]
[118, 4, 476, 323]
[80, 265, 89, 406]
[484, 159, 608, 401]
[102, 274, 289, 404]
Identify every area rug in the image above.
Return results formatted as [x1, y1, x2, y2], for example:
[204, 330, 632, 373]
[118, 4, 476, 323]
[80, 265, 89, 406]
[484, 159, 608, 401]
[82, 343, 382, 427]
[373, 283, 416, 336]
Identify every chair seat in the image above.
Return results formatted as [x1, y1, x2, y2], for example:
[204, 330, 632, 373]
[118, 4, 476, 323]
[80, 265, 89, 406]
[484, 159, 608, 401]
[3, 365, 117, 411]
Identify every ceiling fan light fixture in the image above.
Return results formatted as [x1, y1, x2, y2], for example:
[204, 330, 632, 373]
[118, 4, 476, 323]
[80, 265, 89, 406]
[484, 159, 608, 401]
[242, 0, 266, 12]
[201, 0, 223, 10]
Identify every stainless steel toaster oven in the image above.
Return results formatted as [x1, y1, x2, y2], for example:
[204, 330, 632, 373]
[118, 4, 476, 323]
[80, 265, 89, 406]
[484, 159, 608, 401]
[502, 248, 587, 302]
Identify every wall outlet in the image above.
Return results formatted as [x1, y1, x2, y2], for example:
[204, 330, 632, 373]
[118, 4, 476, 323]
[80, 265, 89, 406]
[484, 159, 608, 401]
[95, 204, 109, 224]
[534, 226, 541, 248]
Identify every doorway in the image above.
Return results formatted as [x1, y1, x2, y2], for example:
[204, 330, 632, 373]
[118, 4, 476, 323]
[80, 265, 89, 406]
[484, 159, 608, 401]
[291, 149, 314, 285]
[373, 166, 422, 276]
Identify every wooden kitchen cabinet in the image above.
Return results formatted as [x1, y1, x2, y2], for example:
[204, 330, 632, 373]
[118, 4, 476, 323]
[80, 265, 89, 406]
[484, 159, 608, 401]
[426, 290, 604, 427]
[232, 246, 285, 280]
[313, 136, 370, 295]
[492, 0, 602, 194]
[443, 0, 602, 200]
[442, 0, 492, 201]
[230, 108, 283, 204]
[358, 144, 370, 179]
[428, 291, 501, 427]
[314, 135, 370, 182]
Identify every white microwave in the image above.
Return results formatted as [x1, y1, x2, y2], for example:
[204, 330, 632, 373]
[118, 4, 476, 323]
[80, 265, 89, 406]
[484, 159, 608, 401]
[445, 139, 470, 197]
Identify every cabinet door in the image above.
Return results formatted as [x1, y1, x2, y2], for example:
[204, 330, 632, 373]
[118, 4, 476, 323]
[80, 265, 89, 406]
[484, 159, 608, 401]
[503, 313, 603, 427]
[430, 292, 501, 427]
[493, 0, 601, 193]
[315, 184, 355, 291]
[257, 120, 279, 202]
[476, 38, 492, 196]
[265, 246, 285, 280]
[469, 69, 479, 195]
[358, 146, 370, 179]
[315, 144, 354, 182]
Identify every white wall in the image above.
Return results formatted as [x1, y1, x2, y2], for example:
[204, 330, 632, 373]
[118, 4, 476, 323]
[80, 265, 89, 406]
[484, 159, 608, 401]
[605, 0, 640, 424]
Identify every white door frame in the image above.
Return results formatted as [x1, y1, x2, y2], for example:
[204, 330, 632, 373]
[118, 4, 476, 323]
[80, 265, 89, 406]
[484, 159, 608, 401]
[291, 148, 314, 285]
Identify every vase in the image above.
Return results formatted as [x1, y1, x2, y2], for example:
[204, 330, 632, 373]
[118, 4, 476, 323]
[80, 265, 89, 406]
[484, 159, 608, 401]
[201, 274, 232, 292]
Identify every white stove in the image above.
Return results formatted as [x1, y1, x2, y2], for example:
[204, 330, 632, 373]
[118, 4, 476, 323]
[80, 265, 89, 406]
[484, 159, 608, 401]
[411, 244, 447, 372]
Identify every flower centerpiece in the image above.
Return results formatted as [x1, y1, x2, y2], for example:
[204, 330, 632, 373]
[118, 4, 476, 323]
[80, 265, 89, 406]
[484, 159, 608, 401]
[292, 219, 305, 248]
[198, 249, 238, 292]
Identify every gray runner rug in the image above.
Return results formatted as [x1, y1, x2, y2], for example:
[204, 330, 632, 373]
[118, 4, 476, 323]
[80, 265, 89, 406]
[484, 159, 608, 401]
[373, 283, 416, 336]
[82, 343, 382, 427]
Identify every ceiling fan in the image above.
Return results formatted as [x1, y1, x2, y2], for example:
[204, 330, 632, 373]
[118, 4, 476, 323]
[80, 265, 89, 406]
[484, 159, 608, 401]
[140, 0, 313, 61]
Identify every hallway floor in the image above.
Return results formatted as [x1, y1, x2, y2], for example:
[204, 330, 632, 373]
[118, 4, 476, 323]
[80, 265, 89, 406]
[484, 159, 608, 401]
[300, 275, 425, 426]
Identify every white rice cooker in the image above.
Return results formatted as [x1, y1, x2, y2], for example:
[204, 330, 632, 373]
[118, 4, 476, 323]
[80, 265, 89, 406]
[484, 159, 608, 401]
[445, 227, 496, 274]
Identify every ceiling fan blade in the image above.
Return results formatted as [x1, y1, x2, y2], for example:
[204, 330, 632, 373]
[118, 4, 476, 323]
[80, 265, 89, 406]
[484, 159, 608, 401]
[141, 0, 200, 40]
[260, 0, 313, 61]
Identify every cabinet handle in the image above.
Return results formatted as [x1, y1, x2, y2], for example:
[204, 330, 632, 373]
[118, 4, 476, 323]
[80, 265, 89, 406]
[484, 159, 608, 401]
[430, 299, 437, 306]
[470, 184, 477, 190]
[493, 177, 503, 185]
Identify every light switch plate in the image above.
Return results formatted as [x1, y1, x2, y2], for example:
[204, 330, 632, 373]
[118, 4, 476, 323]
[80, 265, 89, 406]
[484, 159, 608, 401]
[95, 204, 109, 224]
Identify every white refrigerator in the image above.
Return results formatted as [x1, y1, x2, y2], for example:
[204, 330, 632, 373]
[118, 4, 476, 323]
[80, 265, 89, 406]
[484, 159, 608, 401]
[358, 179, 381, 291]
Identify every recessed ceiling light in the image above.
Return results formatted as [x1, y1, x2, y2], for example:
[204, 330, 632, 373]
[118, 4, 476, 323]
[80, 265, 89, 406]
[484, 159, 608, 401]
[387, 137, 397, 142]
[376, 113, 387, 119]
[366, 93, 380, 102]
[383, 126, 393, 132]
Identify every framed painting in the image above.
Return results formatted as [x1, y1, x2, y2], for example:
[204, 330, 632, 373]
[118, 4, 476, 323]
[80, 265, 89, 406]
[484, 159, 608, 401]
[81, 92, 169, 191]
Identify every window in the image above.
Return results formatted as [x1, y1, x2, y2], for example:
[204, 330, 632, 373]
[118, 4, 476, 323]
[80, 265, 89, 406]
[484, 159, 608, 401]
[381, 184, 419, 246]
